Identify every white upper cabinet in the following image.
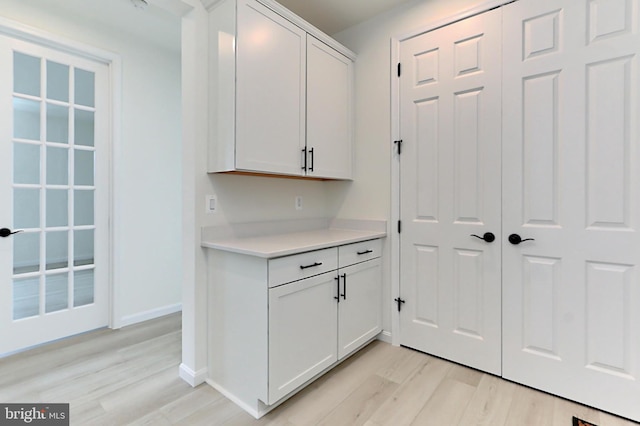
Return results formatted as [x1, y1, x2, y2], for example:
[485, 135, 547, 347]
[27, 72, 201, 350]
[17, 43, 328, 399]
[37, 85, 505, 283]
[306, 35, 353, 179]
[235, 0, 306, 175]
[207, 0, 355, 179]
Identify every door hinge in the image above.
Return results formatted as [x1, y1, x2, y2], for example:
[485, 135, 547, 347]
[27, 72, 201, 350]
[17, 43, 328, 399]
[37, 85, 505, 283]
[394, 297, 406, 312]
[394, 139, 403, 155]
[397, 62, 401, 77]
[397, 220, 402, 234]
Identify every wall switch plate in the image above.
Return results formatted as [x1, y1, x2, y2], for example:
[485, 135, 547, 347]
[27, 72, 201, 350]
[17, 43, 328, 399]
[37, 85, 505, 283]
[295, 196, 303, 210]
[206, 195, 217, 214]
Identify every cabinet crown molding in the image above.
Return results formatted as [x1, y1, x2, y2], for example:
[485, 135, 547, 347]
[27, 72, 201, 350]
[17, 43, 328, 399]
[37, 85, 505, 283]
[203, 0, 356, 60]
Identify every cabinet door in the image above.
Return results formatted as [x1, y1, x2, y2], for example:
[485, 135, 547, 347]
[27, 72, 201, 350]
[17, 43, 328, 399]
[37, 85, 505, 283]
[268, 272, 338, 404]
[338, 258, 382, 360]
[236, 0, 306, 175]
[306, 35, 353, 179]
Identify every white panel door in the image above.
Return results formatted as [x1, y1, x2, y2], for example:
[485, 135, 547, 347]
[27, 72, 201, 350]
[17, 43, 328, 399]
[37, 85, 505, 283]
[399, 9, 503, 375]
[502, 0, 640, 420]
[235, 0, 306, 176]
[0, 36, 110, 355]
[306, 35, 353, 179]
[268, 272, 338, 404]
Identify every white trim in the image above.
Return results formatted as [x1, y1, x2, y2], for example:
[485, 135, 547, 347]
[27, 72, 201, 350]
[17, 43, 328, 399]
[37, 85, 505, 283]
[202, 0, 356, 60]
[390, 0, 514, 349]
[395, 0, 515, 42]
[390, 34, 401, 347]
[376, 330, 393, 345]
[109, 57, 123, 330]
[206, 379, 270, 419]
[179, 363, 208, 387]
[148, 0, 194, 16]
[0, 16, 120, 331]
[119, 303, 183, 328]
[0, 16, 118, 64]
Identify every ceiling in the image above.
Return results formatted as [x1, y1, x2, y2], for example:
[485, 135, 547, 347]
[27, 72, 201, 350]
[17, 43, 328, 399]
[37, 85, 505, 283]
[19, 0, 413, 53]
[274, 0, 414, 34]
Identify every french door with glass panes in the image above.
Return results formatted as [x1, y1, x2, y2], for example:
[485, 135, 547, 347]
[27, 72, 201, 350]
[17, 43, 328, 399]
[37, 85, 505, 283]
[0, 35, 110, 355]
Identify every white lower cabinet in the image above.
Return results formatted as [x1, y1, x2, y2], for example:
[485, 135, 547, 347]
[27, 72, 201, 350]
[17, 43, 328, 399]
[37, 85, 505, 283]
[207, 238, 382, 418]
[268, 272, 338, 404]
[337, 259, 382, 359]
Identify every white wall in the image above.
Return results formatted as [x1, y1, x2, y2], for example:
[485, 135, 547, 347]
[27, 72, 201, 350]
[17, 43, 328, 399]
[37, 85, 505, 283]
[0, 0, 183, 326]
[329, 0, 492, 332]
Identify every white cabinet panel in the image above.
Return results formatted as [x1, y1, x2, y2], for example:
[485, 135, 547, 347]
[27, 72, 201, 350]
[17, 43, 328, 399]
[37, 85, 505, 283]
[268, 272, 338, 404]
[306, 35, 353, 179]
[268, 247, 337, 287]
[236, 0, 306, 175]
[338, 258, 381, 359]
[338, 239, 381, 267]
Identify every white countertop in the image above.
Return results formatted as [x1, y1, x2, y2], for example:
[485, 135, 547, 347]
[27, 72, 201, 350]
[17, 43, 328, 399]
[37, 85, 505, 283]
[201, 219, 386, 258]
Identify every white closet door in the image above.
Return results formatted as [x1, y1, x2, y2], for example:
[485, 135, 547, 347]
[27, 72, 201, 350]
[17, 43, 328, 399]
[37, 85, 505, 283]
[398, 9, 503, 375]
[502, 0, 640, 420]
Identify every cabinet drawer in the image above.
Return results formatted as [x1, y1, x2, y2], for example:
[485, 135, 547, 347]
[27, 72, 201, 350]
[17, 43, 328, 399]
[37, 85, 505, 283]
[338, 239, 381, 267]
[269, 247, 338, 287]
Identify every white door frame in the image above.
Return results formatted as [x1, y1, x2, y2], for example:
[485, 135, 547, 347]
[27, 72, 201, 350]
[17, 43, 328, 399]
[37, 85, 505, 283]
[390, 0, 515, 346]
[0, 16, 122, 330]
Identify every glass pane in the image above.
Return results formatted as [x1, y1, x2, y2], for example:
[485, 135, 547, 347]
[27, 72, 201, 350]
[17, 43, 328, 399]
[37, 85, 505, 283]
[13, 98, 40, 140]
[75, 150, 94, 186]
[47, 60, 69, 102]
[14, 52, 40, 97]
[13, 277, 40, 320]
[14, 188, 40, 229]
[46, 231, 68, 270]
[46, 103, 69, 143]
[74, 229, 94, 266]
[74, 269, 94, 307]
[47, 189, 68, 227]
[74, 190, 94, 226]
[46, 146, 68, 185]
[46, 273, 68, 313]
[74, 109, 95, 147]
[13, 142, 40, 184]
[13, 232, 40, 274]
[75, 69, 95, 107]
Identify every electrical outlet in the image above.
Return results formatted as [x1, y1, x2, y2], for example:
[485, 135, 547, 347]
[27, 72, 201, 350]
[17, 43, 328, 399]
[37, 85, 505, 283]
[206, 195, 217, 214]
[295, 196, 303, 210]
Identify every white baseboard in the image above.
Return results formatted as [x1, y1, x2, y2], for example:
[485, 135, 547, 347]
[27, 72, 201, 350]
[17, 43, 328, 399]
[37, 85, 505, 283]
[179, 363, 208, 387]
[206, 379, 266, 419]
[119, 303, 182, 328]
[377, 330, 392, 344]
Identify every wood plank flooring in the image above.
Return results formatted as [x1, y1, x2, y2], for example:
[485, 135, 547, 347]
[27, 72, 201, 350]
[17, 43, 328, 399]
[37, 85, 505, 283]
[1, 313, 637, 426]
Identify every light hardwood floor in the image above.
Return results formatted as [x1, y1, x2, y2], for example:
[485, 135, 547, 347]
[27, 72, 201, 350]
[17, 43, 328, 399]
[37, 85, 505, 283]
[1, 313, 638, 426]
